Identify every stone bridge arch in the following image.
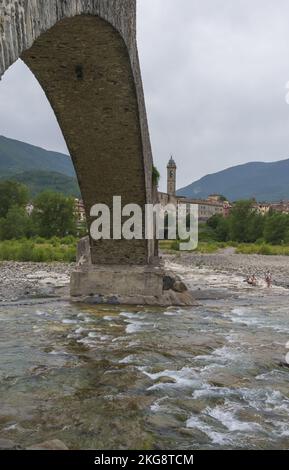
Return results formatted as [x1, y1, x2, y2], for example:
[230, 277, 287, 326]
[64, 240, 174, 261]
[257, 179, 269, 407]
[0, 0, 155, 266]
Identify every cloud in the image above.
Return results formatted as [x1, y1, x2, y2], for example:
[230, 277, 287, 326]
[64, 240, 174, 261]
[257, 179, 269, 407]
[0, 60, 69, 154]
[138, 0, 289, 190]
[1, 0, 289, 191]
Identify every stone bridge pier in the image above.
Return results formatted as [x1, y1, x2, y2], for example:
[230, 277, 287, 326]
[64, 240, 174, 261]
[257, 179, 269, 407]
[0, 0, 193, 305]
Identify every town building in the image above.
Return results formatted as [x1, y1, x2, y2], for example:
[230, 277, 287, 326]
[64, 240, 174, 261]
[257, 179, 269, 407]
[269, 201, 289, 214]
[167, 156, 177, 196]
[26, 199, 87, 225]
[158, 158, 231, 221]
[74, 198, 86, 224]
[25, 203, 34, 216]
[253, 202, 271, 216]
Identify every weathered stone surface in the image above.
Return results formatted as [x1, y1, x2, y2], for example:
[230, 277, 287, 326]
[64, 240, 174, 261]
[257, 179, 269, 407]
[72, 284, 196, 307]
[163, 275, 175, 291]
[172, 280, 187, 293]
[27, 439, 69, 450]
[70, 264, 164, 297]
[73, 291, 196, 307]
[161, 289, 196, 307]
[0, 1, 156, 265]
[83, 294, 120, 305]
[0, 438, 16, 450]
[155, 376, 177, 384]
[77, 236, 91, 266]
[163, 274, 188, 293]
[72, 239, 193, 304]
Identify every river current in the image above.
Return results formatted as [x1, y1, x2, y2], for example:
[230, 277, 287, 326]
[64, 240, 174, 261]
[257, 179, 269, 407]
[1, 262, 289, 450]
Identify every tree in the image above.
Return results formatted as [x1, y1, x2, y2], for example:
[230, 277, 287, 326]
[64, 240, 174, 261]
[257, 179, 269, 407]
[228, 200, 255, 242]
[32, 191, 77, 238]
[0, 205, 32, 240]
[207, 214, 223, 230]
[207, 214, 229, 241]
[0, 181, 29, 218]
[264, 213, 289, 245]
[246, 212, 264, 243]
[152, 166, 160, 187]
[215, 217, 230, 241]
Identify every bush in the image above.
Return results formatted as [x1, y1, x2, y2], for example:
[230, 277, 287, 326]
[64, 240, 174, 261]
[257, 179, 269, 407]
[257, 244, 272, 255]
[170, 240, 180, 251]
[17, 241, 34, 261]
[0, 239, 76, 262]
[235, 243, 289, 256]
[33, 236, 47, 244]
[61, 235, 77, 245]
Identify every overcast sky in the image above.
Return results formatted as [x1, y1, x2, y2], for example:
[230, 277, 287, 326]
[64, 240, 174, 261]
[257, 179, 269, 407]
[1, 0, 289, 191]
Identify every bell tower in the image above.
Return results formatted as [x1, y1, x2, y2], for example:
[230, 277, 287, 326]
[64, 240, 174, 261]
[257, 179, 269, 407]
[167, 156, 177, 196]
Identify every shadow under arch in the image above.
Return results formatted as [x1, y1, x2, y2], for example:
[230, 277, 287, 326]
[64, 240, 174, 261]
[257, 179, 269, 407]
[0, 2, 155, 266]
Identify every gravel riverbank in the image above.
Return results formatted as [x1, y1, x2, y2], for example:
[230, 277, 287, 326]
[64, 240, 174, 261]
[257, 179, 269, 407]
[1, 251, 289, 303]
[0, 262, 75, 303]
[167, 249, 289, 289]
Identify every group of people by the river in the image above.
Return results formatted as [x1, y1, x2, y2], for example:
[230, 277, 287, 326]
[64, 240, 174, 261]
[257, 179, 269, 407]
[245, 271, 272, 288]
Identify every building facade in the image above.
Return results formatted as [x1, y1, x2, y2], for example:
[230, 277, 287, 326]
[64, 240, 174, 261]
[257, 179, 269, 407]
[159, 158, 230, 222]
[167, 156, 177, 196]
[74, 199, 86, 224]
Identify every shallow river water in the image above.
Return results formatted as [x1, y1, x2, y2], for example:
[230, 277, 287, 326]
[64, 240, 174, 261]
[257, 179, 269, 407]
[1, 262, 289, 450]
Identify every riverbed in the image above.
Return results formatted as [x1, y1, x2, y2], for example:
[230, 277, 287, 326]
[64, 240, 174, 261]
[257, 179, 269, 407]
[0, 258, 289, 450]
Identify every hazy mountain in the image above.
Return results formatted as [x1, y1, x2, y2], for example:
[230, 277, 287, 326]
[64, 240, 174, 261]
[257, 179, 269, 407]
[0, 135, 80, 196]
[11, 171, 80, 198]
[0, 135, 75, 178]
[177, 159, 289, 202]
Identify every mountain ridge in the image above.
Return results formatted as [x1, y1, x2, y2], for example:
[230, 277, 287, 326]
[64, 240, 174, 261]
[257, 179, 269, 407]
[2, 135, 289, 202]
[0, 135, 75, 178]
[0, 135, 80, 197]
[9, 170, 81, 198]
[177, 158, 289, 202]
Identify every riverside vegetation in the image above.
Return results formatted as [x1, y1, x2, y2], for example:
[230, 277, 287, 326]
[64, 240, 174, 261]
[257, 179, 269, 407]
[0, 237, 77, 262]
[0, 180, 84, 262]
[162, 200, 289, 256]
[1, 183, 289, 261]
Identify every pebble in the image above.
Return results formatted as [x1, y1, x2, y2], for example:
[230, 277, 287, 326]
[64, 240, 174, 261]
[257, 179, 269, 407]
[0, 262, 75, 302]
[171, 252, 289, 288]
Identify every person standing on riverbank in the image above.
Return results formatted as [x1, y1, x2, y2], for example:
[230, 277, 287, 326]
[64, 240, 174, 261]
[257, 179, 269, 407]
[265, 271, 272, 288]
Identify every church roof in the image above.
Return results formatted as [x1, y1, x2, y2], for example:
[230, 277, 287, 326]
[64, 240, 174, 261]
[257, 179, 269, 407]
[167, 156, 176, 167]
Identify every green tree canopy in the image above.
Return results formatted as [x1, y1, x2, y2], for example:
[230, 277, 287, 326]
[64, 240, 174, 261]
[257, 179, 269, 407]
[0, 180, 29, 218]
[264, 212, 289, 245]
[206, 196, 289, 246]
[228, 200, 255, 242]
[152, 166, 160, 187]
[32, 191, 77, 238]
[0, 205, 33, 240]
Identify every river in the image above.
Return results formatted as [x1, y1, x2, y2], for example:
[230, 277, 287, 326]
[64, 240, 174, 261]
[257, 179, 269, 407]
[1, 262, 289, 450]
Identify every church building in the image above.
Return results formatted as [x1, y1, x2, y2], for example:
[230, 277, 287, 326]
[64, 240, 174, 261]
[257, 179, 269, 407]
[158, 157, 228, 222]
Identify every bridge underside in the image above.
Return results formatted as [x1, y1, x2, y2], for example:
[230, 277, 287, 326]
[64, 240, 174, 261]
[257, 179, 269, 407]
[0, 3, 194, 304]
[22, 15, 148, 265]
